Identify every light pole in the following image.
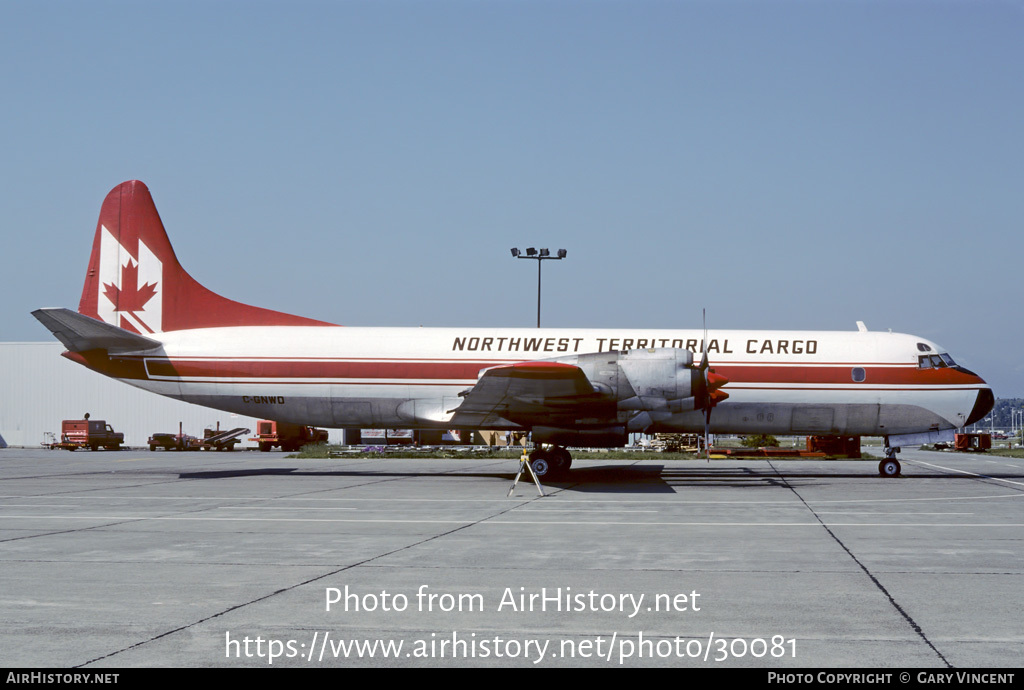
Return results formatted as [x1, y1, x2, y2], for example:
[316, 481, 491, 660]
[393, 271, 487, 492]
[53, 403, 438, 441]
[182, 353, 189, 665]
[510, 247, 566, 328]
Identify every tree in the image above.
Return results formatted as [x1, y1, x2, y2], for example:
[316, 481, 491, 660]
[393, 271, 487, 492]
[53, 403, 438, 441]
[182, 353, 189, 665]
[741, 434, 779, 448]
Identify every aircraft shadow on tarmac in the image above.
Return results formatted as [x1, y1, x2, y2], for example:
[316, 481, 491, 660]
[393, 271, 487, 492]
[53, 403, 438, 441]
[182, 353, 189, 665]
[176, 458, 1024, 495]
[173, 464, 945, 494]
[548, 465, 1024, 492]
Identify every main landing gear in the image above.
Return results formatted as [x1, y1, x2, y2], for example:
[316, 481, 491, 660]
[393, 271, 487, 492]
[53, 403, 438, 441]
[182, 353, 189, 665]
[529, 445, 572, 479]
[879, 445, 902, 477]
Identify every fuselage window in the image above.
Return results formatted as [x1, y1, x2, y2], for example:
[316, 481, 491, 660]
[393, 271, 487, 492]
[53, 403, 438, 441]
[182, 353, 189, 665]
[852, 367, 866, 382]
[917, 342, 933, 352]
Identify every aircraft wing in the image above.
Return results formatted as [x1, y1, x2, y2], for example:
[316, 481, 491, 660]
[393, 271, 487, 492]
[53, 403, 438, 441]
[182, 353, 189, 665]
[451, 361, 609, 427]
[31, 308, 162, 353]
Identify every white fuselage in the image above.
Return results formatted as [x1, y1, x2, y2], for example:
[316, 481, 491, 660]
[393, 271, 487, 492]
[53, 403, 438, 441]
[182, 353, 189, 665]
[80, 325, 989, 439]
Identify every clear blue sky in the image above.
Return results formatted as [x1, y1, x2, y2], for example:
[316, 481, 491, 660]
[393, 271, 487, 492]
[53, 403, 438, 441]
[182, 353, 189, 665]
[2, 0, 1022, 396]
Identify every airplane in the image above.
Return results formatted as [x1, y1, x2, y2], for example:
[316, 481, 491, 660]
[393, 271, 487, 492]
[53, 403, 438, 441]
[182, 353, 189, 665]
[33, 181, 994, 479]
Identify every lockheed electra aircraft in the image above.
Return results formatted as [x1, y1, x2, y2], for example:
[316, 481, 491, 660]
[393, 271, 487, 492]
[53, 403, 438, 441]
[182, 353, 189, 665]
[33, 181, 993, 479]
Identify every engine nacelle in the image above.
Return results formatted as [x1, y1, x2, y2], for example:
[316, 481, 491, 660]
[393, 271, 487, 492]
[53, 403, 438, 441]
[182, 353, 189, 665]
[552, 348, 699, 411]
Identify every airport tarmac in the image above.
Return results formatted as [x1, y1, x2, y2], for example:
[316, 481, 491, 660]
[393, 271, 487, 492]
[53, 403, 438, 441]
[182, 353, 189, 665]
[1, 446, 1021, 668]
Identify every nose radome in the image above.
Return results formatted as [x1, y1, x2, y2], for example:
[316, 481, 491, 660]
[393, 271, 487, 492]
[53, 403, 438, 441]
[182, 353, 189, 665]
[965, 388, 994, 427]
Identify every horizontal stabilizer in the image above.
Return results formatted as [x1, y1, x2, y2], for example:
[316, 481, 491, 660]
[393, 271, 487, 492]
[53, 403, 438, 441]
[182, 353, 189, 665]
[32, 308, 162, 353]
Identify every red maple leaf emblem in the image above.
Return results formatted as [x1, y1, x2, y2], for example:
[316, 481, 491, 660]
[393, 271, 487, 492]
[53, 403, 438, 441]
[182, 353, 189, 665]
[103, 260, 158, 313]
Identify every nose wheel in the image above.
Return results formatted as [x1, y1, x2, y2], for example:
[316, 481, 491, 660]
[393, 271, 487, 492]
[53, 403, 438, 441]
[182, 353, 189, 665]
[879, 445, 902, 477]
[878, 458, 902, 477]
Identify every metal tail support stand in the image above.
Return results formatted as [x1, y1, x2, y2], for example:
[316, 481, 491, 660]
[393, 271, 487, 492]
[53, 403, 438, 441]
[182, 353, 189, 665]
[508, 448, 545, 497]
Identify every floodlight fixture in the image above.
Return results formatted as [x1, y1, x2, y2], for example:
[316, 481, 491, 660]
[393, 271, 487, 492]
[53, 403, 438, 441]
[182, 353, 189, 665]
[509, 245, 568, 328]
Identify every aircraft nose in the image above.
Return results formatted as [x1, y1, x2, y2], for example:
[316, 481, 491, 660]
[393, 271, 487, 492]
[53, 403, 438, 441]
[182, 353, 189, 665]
[965, 387, 994, 427]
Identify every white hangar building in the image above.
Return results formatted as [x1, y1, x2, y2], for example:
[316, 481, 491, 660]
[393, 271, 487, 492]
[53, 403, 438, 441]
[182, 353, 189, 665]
[0, 342, 293, 449]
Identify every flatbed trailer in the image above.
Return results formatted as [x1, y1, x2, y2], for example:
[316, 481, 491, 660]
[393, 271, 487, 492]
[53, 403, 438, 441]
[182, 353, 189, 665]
[200, 427, 250, 451]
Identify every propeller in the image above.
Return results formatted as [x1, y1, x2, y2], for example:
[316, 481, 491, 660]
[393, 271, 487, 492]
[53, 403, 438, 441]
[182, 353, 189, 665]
[697, 309, 729, 460]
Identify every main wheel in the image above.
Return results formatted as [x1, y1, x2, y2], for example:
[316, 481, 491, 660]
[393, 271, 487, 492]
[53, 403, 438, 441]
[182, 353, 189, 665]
[529, 450, 553, 479]
[530, 447, 572, 479]
[549, 446, 572, 474]
[878, 459, 901, 477]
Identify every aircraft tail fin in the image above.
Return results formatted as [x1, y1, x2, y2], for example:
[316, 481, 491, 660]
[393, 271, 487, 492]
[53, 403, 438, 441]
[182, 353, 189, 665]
[77, 180, 336, 334]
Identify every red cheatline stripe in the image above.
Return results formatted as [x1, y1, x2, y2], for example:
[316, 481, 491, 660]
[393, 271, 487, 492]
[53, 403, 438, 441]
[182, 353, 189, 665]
[714, 365, 984, 386]
[139, 358, 984, 386]
[146, 359, 486, 380]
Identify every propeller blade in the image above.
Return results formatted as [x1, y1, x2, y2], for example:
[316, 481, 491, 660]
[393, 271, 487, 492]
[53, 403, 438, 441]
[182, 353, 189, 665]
[701, 309, 708, 371]
[704, 406, 711, 461]
[697, 309, 729, 459]
[702, 309, 710, 460]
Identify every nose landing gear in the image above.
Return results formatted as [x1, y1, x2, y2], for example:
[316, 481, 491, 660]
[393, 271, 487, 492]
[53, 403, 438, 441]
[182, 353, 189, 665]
[879, 444, 902, 477]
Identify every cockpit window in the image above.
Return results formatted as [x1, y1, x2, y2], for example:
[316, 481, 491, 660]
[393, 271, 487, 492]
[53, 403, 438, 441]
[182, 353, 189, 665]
[918, 353, 956, 369]
[917, 342, 933, 352]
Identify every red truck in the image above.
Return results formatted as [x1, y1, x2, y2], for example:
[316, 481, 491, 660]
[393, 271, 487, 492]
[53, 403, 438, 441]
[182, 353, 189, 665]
[55, 419, 124, 451]
[251, 420, 328, 452]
